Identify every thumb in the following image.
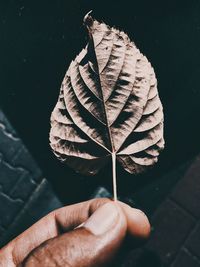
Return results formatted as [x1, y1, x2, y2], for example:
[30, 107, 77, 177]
[23, 202, 127, 267]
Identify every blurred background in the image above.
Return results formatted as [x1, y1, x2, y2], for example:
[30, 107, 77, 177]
[0, 1, 200, 265]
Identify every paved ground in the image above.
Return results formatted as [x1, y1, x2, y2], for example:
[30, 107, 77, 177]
[0, 110, 61, 247]
[122, 154, 200, 267]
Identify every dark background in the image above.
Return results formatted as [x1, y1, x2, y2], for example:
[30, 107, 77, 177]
[0, 0, 200, 213]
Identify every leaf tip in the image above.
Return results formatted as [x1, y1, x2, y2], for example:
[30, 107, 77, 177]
[83, 10, 94, 27]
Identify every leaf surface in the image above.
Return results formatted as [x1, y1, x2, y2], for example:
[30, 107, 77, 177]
[50, 14, 164, 175]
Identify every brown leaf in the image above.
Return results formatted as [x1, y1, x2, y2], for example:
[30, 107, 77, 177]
[49, 13, 164, 175]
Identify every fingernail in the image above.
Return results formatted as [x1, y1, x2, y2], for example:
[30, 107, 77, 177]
[83, 202, 119, 235]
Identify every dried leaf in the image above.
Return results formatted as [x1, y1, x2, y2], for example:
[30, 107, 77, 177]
[49, 13, 164, 178]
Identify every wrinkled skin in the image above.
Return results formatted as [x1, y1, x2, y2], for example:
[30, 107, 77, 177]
[0, 198, 150, 267]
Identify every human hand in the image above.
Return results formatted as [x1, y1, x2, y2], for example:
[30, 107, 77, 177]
[0, 198, 150, 267]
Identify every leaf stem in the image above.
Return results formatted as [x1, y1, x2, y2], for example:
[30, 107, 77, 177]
[112, 152, 117, 201]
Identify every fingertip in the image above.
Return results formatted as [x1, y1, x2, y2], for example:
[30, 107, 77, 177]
[128, 208, 151, 239]
[83, 202, 125, 236]
[119, 202, 151, 240]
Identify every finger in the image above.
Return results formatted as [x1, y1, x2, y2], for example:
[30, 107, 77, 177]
[52, 199, 150, 239]
[23, 202, 127, 267]
[2, 198, 110, 265]
[2, 198, 150, 266]
[119, 202, 150, 240]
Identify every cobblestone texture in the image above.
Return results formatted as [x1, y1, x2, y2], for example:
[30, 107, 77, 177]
[0, 110, 61, 247]
[123, 154, 200, 266]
